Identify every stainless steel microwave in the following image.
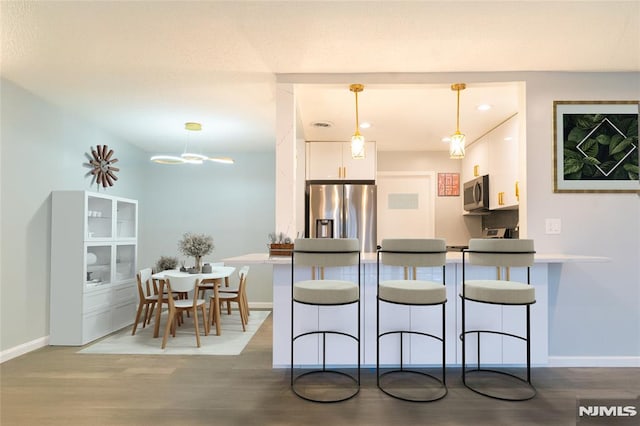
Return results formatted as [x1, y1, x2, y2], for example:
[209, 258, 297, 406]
[463, 175, 489, 211]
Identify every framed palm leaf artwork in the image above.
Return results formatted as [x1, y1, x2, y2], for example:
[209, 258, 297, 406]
[553, 101, 639, 193]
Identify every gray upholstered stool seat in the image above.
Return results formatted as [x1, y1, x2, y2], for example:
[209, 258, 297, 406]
[379, 280, 446, 305]
[294, 280, 359, 305]
[463, 280, 535, 305]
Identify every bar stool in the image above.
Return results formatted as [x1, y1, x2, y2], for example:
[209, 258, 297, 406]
[291, 238, 361, 403]
[461, 238, 536, 401]
[376, 239, 448, 402]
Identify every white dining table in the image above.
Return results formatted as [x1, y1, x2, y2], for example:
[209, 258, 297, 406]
[151, 266, 236, 337]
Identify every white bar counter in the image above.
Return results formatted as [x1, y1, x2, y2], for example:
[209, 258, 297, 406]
[223, 252, 608, 368]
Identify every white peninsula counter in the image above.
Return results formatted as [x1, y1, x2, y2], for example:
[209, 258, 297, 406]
[223, 252, 608, 368]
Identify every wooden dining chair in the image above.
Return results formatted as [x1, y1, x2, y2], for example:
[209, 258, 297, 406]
[209, 267, 249, 333]
[218, 266, 250, 318]
[132, 268, 166, 335]
[161, 274, 208, 348]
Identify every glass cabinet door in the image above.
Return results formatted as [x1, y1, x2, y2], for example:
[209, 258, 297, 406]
[87, 195, 113, 239]
[85, 244, 112, 288]
[116, 200, 137, 239]
[115, 244, 136, 282]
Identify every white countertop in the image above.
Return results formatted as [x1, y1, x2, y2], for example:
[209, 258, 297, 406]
[222, 252, 610, 265]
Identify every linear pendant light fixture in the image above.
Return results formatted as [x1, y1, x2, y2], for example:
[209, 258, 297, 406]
[449, 83, 466, 159]
[150, 122, 234, 165]
[349, 83, 366, 159]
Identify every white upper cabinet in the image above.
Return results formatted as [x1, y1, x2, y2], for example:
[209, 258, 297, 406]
[461, 138, 489, 186]
[462, 114, 520, 210]
[306, 141, 376, 180]
[487, 115, 520, 210]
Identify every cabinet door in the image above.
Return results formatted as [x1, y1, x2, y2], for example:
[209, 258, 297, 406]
[116, 199, 137, 239]
[86, 244, 113, 288]
[461, 139, 489, 186]
[115, 243, 136, 283]
[306, 142, 342, 180]
[488, 116, 519, 210]
[342, 141, 376, 180]
[86, 194, 113, 240]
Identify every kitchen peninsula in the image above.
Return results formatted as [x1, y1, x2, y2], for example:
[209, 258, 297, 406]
[223, 251, 608, 368]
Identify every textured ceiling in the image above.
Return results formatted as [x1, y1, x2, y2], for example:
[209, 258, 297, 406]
[2, 1, 638, 154]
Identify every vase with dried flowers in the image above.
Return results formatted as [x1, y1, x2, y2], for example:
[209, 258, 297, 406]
[178, 232, 214, 273]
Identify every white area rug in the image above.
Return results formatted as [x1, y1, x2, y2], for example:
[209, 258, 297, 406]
[79, 310, 270, 356]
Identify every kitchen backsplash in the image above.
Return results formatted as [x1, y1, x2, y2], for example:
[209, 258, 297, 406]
[482, 209, 519, 233]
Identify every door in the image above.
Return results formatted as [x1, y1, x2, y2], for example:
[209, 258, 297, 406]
[376, 172, 435, 241]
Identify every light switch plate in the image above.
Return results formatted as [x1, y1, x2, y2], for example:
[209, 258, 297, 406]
[545, 218, 561, 234]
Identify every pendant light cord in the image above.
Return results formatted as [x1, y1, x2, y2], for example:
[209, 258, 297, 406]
[456, 87, 461, 133]
[354, 90, 360, 135]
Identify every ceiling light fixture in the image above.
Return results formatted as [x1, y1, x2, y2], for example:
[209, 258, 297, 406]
[150, 122, 234, 165]
[349, 83, 366, 159]
[180, 122, 206, 164]
[449, 83, 467, 159]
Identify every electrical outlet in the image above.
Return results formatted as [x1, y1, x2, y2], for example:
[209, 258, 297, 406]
[545, 218, 561, 234]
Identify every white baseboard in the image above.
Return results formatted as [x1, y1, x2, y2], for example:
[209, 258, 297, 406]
[1, 336, 49, 364]
[548, 356, 640, 367]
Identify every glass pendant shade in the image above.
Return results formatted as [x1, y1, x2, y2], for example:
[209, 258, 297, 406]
[351, 133, 366, 159]
[449, 131, 466, 159]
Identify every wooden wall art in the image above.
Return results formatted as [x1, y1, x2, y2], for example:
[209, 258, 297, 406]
[86, 145, 119, 188]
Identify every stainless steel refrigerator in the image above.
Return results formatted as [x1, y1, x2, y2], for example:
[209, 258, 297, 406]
[306, 183, 377, 252]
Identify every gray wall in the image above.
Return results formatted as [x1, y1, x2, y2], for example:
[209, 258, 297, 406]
[0, 78, 275, 353]
[0, 79, 146, 351]
[524, 73, 639, 358]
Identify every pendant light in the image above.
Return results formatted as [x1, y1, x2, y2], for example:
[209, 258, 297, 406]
[349, 83, 366, 159]
[450, 83, 466, 159]
[150, 122, 234, 165]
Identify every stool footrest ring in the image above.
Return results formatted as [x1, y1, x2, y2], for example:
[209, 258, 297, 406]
[292, 369, 360, 403]
[463, 368, 536, 401]
[378, 369, 447, 402]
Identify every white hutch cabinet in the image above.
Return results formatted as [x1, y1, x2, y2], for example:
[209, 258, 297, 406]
[50, 191, 138, 345]
[306, 141, 377, 180]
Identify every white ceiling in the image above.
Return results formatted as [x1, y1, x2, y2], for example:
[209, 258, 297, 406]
[2, 1, 638, 154]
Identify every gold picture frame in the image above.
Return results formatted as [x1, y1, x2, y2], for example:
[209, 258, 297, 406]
[553, 101, 639, 193]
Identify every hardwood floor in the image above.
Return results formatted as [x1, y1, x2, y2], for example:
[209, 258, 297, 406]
[1, 311, 638, 425]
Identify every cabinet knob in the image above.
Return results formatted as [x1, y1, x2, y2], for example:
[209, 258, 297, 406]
[515, 181, 520, 201]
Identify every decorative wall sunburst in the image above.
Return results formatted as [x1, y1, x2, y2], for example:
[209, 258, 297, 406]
[85, 145, 119, 188]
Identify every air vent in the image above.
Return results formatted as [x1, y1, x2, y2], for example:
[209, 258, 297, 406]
[311, 121, 333, 128]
